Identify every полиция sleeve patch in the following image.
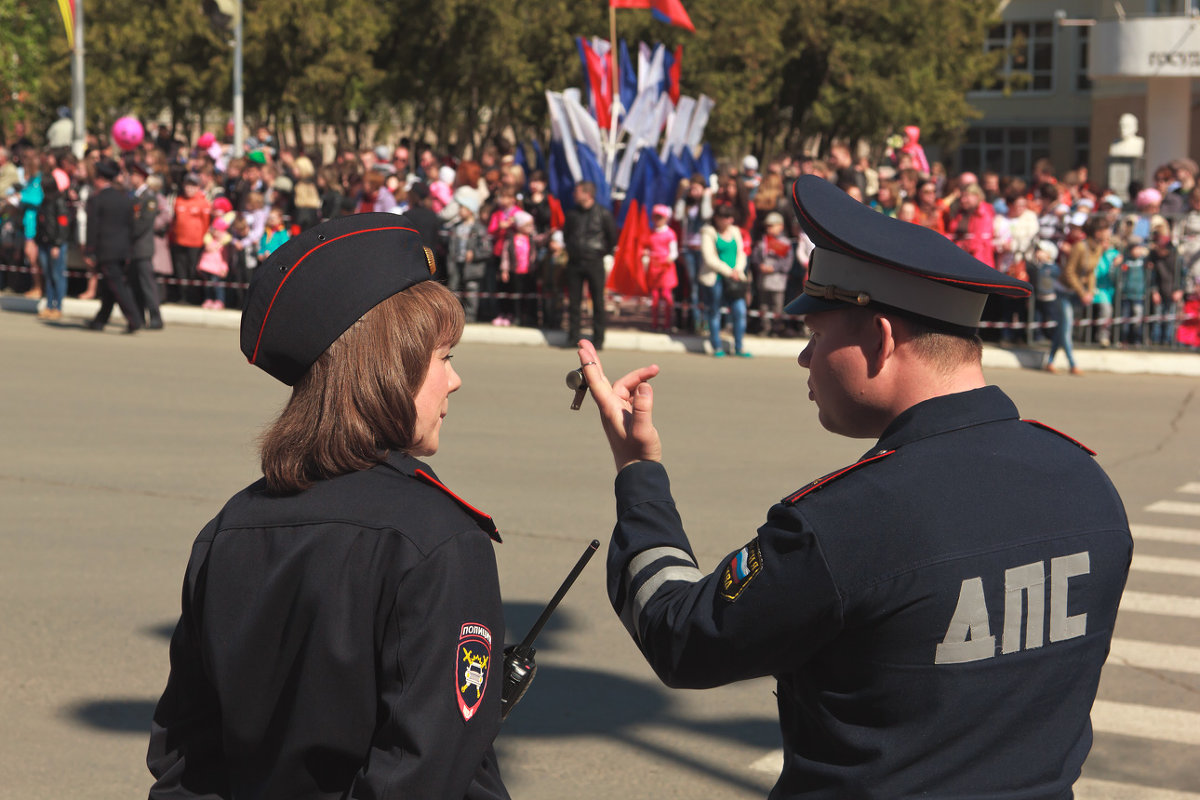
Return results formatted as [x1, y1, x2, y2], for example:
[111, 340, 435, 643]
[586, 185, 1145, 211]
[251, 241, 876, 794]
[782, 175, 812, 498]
[456, 622, 492, 722]
[720, 540, 763, 602]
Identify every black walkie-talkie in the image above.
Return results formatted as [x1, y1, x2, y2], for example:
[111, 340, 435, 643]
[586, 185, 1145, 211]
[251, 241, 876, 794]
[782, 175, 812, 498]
[500, 539, 600, 721]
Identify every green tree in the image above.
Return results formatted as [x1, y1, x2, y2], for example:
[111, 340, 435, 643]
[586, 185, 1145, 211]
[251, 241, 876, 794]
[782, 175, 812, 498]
[774, 0, 1001, 156]
[242, 0, 386, 150]
[6, 0, 1003, 163]
[0, 0, 63, 142]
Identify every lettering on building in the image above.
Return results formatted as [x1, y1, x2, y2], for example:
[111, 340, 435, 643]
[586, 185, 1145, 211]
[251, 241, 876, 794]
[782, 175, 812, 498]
[1148, 52, 1200, 69]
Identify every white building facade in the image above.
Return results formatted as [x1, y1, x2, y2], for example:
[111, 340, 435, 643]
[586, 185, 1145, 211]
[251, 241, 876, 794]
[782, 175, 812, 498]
[954, 0, 1200, 184]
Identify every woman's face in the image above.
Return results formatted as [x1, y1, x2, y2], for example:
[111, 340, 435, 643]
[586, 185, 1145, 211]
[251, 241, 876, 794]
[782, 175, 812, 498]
[410, 345, 461, 457]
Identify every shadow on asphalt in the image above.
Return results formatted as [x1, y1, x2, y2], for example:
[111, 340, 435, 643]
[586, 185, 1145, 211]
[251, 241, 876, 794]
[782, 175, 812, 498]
[67, 698, 157, 734]
[71, 601, 778, 796]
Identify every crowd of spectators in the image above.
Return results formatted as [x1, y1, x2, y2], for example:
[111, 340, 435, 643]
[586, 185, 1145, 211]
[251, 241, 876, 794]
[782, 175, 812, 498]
[2, 120, 1198, 356]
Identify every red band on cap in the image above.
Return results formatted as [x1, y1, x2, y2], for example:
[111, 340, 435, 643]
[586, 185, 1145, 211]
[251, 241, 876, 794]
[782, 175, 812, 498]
[249, 226, 420, 367]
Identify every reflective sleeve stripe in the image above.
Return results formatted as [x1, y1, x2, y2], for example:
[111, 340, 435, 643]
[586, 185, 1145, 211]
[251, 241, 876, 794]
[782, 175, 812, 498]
[628, 546, 695, 578]
[627, 565, 705, 641]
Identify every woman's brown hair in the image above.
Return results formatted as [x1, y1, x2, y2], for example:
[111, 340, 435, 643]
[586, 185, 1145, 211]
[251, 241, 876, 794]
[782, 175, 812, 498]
[259, 281, 465, 494]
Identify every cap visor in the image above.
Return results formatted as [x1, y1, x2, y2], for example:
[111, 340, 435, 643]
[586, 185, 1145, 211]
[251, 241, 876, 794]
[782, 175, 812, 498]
[784, 294, 842, 316]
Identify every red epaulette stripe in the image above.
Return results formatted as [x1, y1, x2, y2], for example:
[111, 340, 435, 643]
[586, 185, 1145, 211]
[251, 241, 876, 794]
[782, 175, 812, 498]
[1022, 420, 1097, 456]
[414, 469, 503, 543]
[249, 225, 421, 366]
[783, 449, 896, 504]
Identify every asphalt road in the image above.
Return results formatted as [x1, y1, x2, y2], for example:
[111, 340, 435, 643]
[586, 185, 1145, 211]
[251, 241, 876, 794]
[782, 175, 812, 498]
[1, 307, 1197, 799]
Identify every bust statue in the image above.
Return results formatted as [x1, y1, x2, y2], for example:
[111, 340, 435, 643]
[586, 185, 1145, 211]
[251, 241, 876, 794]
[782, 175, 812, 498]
[1109, 113, 1145, 158]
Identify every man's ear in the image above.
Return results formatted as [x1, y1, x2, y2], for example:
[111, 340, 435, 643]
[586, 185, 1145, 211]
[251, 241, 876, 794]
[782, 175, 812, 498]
[866, 313, 897, 377]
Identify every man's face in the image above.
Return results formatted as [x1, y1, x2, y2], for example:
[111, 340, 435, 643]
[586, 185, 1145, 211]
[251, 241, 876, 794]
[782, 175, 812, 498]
[244, 165, 261, 184]
[393, 147, 410, 172]
[419, 150, 435, 171]
[574, 186, 593, 208]
[797, 309, 878, 438]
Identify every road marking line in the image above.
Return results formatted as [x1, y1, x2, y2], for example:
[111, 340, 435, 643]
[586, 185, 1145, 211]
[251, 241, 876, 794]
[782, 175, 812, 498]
[1132, 524, 1200, 546]
[1092, 700, 1200, 746]
[751, 750, 1200, 796]
[1120, 590, 1200, 619]
[1108, 638, 1200, 675]
[1176, 483, 1200, 495]
[1132, 554, 1200, 577]
[1146, 500, 1200, 517]
[1076, 778, 1200, 799]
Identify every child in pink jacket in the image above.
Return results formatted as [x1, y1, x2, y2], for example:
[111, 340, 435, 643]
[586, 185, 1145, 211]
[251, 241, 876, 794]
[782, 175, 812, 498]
[645, 204, 679, 331]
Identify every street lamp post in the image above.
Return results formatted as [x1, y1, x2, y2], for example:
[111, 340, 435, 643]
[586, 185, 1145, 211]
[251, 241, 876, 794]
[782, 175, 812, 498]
[71, 0, 85, 158]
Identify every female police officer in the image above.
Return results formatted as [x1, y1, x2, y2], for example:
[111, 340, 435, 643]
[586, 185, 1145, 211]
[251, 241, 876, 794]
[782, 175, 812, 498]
[147, 213, 510, 800]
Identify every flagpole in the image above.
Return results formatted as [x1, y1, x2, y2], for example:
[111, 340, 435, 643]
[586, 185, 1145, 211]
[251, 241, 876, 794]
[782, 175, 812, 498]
[606, 2, 620, 182]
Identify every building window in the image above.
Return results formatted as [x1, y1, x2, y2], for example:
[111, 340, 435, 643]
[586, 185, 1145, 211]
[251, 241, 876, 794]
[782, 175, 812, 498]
[975, 21, 1056, 94]
[1074, 127, 1090, 172]
[1076, 27, 1092, 92]
[1148, 0, 1199, 14]
[958, 127, 1051, 179]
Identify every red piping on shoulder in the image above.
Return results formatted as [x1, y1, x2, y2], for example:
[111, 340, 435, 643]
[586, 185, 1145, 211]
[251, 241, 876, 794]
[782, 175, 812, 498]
[1022, 420, 1097, 455]
[414, 469, 503, 542]
[784, 449, 896, 504]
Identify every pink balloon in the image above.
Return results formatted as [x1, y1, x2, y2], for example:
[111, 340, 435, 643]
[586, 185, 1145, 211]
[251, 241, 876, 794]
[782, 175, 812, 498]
[111, 116, 145, 152]
[197, 132, 216, 149]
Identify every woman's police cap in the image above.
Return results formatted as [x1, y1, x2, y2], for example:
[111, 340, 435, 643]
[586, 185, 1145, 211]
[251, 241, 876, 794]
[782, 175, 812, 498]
[240, 212, 437, 385]
[785, 175, 1031, 327]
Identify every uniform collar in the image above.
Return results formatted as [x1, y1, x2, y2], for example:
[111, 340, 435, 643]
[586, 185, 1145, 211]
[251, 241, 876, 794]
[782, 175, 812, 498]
[870, 386, 1018, 455]
[382, 451, 502, 543]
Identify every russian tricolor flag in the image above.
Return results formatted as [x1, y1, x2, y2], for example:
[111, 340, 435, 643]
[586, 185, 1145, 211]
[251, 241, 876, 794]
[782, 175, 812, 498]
[610, 0, 695, 33]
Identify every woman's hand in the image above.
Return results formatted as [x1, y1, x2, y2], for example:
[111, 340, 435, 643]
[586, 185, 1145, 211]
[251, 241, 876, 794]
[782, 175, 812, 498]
[577, 340, 662, 472]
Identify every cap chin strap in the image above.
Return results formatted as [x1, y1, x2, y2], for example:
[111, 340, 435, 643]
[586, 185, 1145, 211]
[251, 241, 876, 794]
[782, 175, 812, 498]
[804, 280, 871, 306]
[807, 248, 987, 328]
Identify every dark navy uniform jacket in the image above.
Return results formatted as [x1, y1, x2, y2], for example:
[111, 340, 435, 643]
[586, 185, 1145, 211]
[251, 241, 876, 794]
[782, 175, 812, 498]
[148, 452, 510, 800]
[608, 386, 1131, 799]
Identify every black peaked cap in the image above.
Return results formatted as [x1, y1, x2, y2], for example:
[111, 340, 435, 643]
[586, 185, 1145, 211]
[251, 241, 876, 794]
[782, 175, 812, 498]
[240, 213, 436, 385]
[785, 175, 1031, 320]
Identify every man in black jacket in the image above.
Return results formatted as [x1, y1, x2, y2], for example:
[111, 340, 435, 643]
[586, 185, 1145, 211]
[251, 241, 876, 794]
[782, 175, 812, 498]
[563, 181, 616, 349]
[129, 162, 163, 329]
[85, 159, 141, 333]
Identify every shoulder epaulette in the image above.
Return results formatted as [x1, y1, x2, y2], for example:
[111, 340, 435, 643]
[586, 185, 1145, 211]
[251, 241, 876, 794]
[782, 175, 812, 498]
[414, 468, 503, 542]
[782, 449, 896, 504]
[1022, 419, 1097, 456]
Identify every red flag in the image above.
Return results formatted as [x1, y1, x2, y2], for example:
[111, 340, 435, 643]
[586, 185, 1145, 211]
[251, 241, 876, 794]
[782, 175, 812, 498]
[608, 199, 650, 296]
[576, 37, 613, 132]
[548, 195, 565, 231]
[612, 0, 695, 33]
[651, 0, 694, 32]
[667, 45, 683, 103]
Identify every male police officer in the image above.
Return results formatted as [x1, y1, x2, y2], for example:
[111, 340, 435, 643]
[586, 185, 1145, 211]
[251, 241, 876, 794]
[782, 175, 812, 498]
[576, 175, 1132, 799]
